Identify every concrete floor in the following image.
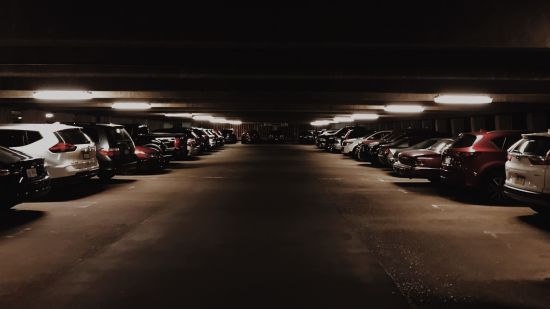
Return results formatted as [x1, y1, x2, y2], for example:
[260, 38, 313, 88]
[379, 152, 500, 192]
[1, 144, 549, 308]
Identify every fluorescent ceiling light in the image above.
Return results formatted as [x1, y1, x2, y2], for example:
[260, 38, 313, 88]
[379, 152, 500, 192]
[351, 113, 380, 120]
[333, 116, 354, 123]
[112, 102, 152, 110]
[192, 115, 214, 121]
[164, 113, 193, 118]
[45, 113, 54, 118]
[384, 105, 425, 113]
[311, 120, 331, 126]
[209, 117, 229, 124]
[434, 94, 493, 104]
[228, 120, 242, 125]
[33, 90, 94, 101]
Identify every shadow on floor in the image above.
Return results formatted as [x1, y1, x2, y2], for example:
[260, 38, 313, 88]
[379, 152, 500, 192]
[518, 214, 550, 233]
[34, 178, 136, 202]
[132, 169, 172, 176]
[0, 209, 45, 235]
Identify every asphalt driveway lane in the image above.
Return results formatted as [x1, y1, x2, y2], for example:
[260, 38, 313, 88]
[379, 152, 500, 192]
[0, 145, 408, 308]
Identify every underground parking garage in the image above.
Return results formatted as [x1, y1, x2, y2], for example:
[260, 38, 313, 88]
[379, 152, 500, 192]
[2, 2, 550, 308]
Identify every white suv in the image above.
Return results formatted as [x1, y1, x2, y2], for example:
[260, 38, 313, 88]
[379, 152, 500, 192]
[504, 131, 550, 214]
[0, 124, 99, 180]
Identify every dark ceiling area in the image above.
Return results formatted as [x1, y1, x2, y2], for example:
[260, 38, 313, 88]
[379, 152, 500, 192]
[1, 1, 550, 122]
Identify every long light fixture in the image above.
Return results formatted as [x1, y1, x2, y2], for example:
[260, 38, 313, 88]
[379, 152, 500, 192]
[209, 117, 229, 124]
[33, 90, 94, 100]
[112, 102, 152, 110]
[384, 105, 425, 113]
[228, 120, 242, 125]
[45, 113, 54, 118]
[351, 113, 380, 120]
[333, 116, 354, 123]
[192, 115, 214, 121]
[434, 94, 493, 104]
[311, 120, 331, 126]
[164, 113, 193, 118]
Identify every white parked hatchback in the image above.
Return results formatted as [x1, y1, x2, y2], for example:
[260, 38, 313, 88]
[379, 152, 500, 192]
[504, 131, 550, 214]
[0, 123, 99, 180]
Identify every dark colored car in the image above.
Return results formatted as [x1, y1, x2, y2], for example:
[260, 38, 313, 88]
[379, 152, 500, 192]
[75, 124, 138, 180]
[298, 131, 315, 144]
[123, 124, 167, 154]
[324, 127, 354, 152]
[377, 135, 445, 167]
[221, 129, 237, 144]
[135, 145, 167, 171]
[441, 130, 523, 202]
[153, 127, 196, 157]
[268, 130, 286, 143]
[0, 146, 50, 209]
[242, 130, 260, 144]
[352, 130, 392, 159]
[393, 138, 454, 182]
[316, 129, 337, 149]
[360, 129, 441, 164]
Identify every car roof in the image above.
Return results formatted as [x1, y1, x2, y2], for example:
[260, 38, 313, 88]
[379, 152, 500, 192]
[523, 131, 550, 138]
[70, 122, 124, 128]
[467, 130, 523, 137]
[0, 123, 82, 132]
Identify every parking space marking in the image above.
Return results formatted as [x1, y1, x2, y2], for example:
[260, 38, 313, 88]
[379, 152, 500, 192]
[483, 230, 499, 239]
[431, 204, 444, 211]
[398, 189, 408, 194]
[203, 176, 225, 179]
[320, 177, 343, 181]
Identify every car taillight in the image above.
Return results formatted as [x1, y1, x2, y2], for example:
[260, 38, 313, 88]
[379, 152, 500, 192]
[99, 148, 120, 157]
[49, 143, 77, 153]
[174, 137, 183, 149]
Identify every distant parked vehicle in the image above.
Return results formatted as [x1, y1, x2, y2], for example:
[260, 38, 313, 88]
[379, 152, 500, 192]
[75, 124, 137, 181]
[153, 127, 196, 157]
[242, 130, 260, 144]
[0, 124, 99, 181]
[0, 146, 51, 209]
[123, 124, 168, 154]
[340, 127, 374, 155]
[316, 129, 337, 149]
[345, 130, 392, 158]
[378, 137, 443, 167]
[323, 127, 354, 152]
[135, 145, 167, 171]
[268, 130, 286, 143]
[504, 131, 550, 214]
[220, 129, 238, 144]
[298, 131, 315, 144]
[441, 130, 523, 202]
[393, 138, 454, 182]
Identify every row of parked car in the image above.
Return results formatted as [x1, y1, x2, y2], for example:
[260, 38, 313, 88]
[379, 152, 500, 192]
[315, 126, 550, 215]
[0, 123, 238, 209]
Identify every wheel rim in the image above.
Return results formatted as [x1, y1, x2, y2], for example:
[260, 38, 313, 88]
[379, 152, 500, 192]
[487, 175, 505, 201]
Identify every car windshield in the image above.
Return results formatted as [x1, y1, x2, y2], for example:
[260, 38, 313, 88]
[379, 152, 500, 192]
[451, 134, 477, 148]
[513, 136, 550, 156]
[106, 127, 132, 142]
[57, 129, 90, 145]
[410, 138, 439, 150]
[427, 139, 453, 153]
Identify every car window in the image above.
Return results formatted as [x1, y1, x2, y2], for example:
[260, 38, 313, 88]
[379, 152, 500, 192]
[82, 128, 100, 143]
[56, 129, 90, 144]
[514, 136, 550, 156]
[452, 134, 477, 148]
[107, 127, 132, 142]
[428, 140, 453, 153]
[0, 130, 42, 147]
[492, 135, 522, 151]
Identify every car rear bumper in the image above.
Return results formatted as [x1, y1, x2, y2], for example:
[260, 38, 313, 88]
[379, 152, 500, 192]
[393, 162, 440, 179]
[440, 168, 479, 187]
[52, 167, 100, 184]
[504, 185, 550, 208]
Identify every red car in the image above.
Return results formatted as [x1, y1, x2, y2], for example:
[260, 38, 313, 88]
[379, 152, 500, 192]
[135, 145, 168, 171]
[393, 138, 454, 182]
[440, 130, 523, 202]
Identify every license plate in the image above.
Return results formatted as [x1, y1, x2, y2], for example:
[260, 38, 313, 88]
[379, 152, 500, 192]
[83, 153, 90, 159]
[515, 175, 526, 186]
[444, 156, 451, 164]
[26, 168, 38, 178]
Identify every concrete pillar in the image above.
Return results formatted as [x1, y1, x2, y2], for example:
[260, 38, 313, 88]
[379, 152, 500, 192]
[495, 114, 513, 130]
[450, 118, 465, 137]
[435, 119, 450, 134]
[526, 112, 548, 132]
[470, 116, 486, 131]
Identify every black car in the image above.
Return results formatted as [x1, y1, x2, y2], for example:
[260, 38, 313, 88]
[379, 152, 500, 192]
[242, 130, 260, 144]
[74, 124, 138, 180]
[298, 131, 315, 144]
[268, 130, 286, 143]
[123, 124, 167, 154]
[0, 146, 50, 209]
[153, 127, 197, 157]
[220, 129, 238, 144]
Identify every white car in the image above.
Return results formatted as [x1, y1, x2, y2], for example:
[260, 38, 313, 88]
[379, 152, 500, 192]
[0, 123, 99, 180]
[342, 130, 392, 157]
[504, 131, 550, 214]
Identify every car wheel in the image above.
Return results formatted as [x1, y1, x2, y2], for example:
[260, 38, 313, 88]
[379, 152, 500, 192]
[428, 177, 441, 184]
[484, 170, 506, 203]
[99, 171, 115, 182]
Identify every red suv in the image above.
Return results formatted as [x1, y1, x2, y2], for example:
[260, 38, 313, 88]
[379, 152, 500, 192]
[441, 130, 523, 202]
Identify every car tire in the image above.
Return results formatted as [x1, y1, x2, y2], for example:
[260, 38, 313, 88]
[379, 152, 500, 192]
[484, 170, 506, 203]
[99, 171, 115, 182]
